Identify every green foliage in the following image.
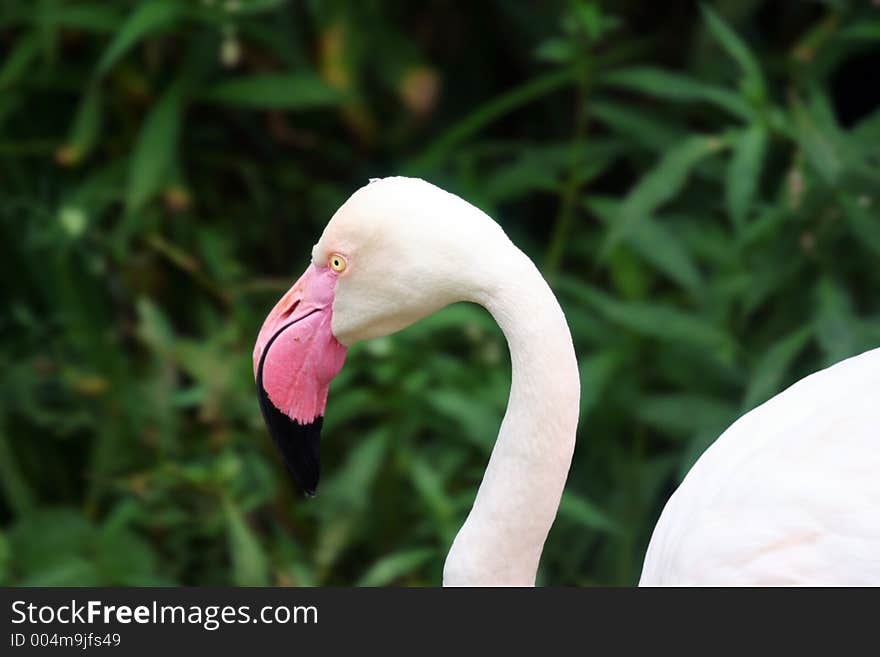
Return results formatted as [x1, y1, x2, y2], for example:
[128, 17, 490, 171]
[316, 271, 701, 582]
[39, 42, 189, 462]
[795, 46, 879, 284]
[95, 0, 184, 77]
[127, 81, 184, 213]
[0, 0, 878, 586]
[202, 73, 345, 109]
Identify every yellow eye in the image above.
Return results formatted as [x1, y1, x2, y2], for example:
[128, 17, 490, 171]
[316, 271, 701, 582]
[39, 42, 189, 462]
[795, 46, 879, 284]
[329, 253, 347, 273]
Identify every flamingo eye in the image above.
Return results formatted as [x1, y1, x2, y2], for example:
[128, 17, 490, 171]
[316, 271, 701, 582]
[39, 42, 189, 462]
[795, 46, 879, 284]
[329, 253, 347, 273]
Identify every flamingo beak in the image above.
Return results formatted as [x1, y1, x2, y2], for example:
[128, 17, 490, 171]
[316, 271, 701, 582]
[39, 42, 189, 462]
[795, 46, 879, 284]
[253, 263, 347, 496]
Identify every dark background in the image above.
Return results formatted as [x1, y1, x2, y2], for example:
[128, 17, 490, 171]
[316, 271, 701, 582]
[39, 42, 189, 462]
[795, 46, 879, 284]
[1, 0, 878, 586]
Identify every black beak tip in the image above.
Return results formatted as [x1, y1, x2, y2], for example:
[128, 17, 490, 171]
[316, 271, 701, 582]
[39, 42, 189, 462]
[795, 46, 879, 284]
[257, 380, 323, 498]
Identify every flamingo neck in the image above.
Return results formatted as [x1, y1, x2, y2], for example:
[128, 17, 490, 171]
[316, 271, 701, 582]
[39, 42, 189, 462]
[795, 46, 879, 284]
[442, 249, 580, 586]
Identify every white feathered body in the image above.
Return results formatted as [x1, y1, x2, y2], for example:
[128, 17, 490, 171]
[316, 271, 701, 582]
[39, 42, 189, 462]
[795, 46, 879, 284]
[640, 347, 880, 585]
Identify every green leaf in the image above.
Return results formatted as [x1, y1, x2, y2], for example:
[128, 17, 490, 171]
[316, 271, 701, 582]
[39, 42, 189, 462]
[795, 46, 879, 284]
[224, 499, 269, 586]
[579, 350, 621, 418]
[319, 429, 388, 507]
[631, 217, 705, 294]
[622, 135, 721, 215]
[814, 278, 860, 367]
[97, 521, 163, 585]
[743, 325, 813, 410]
[202, 74, 345, 109]
[356, 548, 436, 586]
[126, 82, 184, 212]
[607, 245, 650, 299]
[588, 196, 703, 294]
[840, 194, 880, 259]
[22, 3, 121, 32]
[700, 4, 764, 102]
[725, 123, 767, 228]
[409, 458, 454, 526]
[637, 394, 736, 436]
[135, 297, 176, 356]
[227, 0, 288, 15]
[534, 37, 575, 64]
[313, 430, 389, 572]
[0, 32, 41, 90]
[561, 281, 731, 352]
[558, 492, 620, 533]
[481, 141, 614, 204]
[408, 66, 580, 173]
[603, 134, 722, 253]
[792, 93, 843, 184]
[187, 0, 287, 19]
[8, 508, 94, 580]
[63, 87, 102, 163]
[590, 100, 683, 151]
[20, 559, 101, 586]
[603, 67, 751, 119]
[96, 0, 183, 77]
[840, 21, 880, 42]
[427, 390, 500, 449]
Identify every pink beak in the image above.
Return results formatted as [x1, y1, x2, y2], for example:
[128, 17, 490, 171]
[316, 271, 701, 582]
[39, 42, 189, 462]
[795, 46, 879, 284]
[253, 263, 347, 495]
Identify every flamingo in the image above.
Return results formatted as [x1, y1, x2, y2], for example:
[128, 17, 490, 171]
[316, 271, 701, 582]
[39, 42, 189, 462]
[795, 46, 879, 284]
[253, 176, 880, 586]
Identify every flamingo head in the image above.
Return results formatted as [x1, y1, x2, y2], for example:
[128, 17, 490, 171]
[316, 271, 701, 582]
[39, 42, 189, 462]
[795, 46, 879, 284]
[253, 177, 510, 495]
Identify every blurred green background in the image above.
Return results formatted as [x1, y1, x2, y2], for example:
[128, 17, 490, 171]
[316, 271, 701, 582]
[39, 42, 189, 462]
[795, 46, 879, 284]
[1, 0, 878, 586]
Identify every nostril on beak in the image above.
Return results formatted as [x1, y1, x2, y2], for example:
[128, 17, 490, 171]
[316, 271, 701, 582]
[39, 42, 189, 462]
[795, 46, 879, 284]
[278, 299, 300, 322]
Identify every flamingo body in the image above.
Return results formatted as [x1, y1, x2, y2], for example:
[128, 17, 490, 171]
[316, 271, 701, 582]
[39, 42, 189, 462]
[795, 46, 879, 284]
[641, 347, 880, 585]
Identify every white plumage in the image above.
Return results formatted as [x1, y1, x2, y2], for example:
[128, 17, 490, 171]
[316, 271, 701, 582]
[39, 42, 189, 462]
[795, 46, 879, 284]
[641, 347, 880, 585]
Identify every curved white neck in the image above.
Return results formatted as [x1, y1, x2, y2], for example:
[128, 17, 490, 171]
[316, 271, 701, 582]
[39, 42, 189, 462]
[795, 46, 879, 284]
[443, 247, 580, 586]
